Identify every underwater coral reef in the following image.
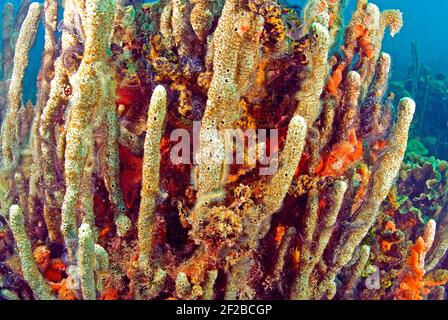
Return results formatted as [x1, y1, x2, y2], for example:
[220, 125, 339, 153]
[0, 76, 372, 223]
[0, 0, 447, 301]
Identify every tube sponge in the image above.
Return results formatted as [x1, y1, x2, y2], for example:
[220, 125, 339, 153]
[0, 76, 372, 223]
[369, 53, 391, 99]
[194, 0, 263, 207]
[340, 245, 371, 299]
[138, 85, 167, 269]
[295, 22, 330, 127]
[380, 10, 403, 38]
[1, 3, 15, 80]
[263, 115, 308, 214]
[291, 180, 347, 299]
[27, 0, 58, 227]
[202, 0, 264, 129]
[1, 2, 41, 169]
[332, 98, 416, 272]
[9, 205, 55, 300]
[61, 0, 116, 260]
[190, 0, 214, 41]
[78, 223, 96, 300]
[39, 0, 80, 244]
[427, 209, 448, 271]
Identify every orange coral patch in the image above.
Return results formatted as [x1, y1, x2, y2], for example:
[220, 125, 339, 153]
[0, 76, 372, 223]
[58, 280, 77, 300]
[274, 225, 286, 247]
[291, 246, 301, 270]
[33, 246, 51, 271]
[43, 259, 67, 283]
[385, 220, 396, 232]
[395, 237, 428, 300]
[328, 12, 335, 27]
[50, 282, 63, 293]
[101, 288, 119, 300]
[240, 25, 250, 33]
[353, 23, 368, 38]
[317, 1, 328, 12]
[99, 226, 111, 238]
[358, 36, 374, 59]
[370, 139, 388, 162]
[327, 63, 344, 96]
[381, 240, 394, 253]
[351, 163, 370, 213]
[316, 129, 363, 177]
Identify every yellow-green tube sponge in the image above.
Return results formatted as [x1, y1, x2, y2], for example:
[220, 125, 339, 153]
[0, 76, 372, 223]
[138, 85, 167, 269]
[295, 22, 330, 127]
[1, 2, 41, 169]
[9, 205, 55, 300]
[263, 115, 308, 214]
[61, 0, 116, 260]
[78, 223, 96, 300]
[332, 97, 416, 274]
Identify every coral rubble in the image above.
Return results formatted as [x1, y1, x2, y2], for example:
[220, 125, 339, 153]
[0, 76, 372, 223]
[0, 0, 446, 300]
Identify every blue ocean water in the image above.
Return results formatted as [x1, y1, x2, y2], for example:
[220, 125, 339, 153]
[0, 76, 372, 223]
[1, 0, 447, 158]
